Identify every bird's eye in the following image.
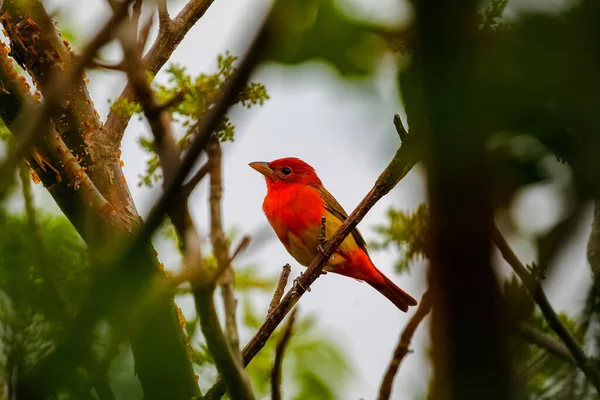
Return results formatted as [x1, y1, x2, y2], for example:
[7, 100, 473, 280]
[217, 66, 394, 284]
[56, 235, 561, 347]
[281, 167, 291, 175]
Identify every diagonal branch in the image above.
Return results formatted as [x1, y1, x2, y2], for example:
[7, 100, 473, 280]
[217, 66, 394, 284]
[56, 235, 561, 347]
[492, 225, 600, 393]
[271, 308, 298, 400]
[204, 118, 419, 399]
[377, 291, 432, 400]
[517, 324, 577, 366]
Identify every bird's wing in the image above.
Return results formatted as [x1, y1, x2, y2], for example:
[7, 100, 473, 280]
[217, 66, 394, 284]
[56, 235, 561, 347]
[312, 184, 369, 253]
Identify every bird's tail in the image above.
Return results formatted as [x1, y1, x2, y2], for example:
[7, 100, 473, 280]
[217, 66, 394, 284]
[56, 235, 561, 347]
[368, 270, 418, 312]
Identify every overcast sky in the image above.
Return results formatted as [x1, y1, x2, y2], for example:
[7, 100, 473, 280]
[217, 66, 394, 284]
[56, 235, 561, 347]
[19, 0, 595, 398]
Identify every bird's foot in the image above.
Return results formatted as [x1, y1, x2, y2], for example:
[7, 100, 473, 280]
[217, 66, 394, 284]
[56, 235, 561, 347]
[317, 243, 327, 256]
[320, 270, 328, 276]
[294, 272, 311, 292]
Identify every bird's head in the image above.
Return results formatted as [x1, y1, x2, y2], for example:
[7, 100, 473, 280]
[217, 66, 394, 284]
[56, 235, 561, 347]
[249, 157, 322, 188]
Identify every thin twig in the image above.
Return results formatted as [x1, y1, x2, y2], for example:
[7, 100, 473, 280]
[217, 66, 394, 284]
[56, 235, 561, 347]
[208, 138, 242, 359]
[182, 160, 213, 198]
[204, 117, 419, 400]
[492, 225, 600, 393]
[271, 308, 298, 400]
[268, 264, 292, 315]
[157, 89, 187, 112]
[377, 292, 432, 400]
[229, 236, 251, 263]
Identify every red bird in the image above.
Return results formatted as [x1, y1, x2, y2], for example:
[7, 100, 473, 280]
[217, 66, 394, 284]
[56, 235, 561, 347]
[249, 157, 417, 312]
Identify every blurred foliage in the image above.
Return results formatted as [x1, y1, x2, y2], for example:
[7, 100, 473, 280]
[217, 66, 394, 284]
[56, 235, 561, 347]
[371, 203, 428, 274]
[0, 211, 89, 383]
[266, 0, 393, 75]
[110, 53, 269, 187]
[0, 120, 9, 142]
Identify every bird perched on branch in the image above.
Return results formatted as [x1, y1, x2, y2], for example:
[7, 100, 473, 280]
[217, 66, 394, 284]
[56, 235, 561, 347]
[249, 157, 417, 312]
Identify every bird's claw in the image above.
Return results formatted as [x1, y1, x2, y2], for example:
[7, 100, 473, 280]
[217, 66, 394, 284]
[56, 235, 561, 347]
[317, 243, 327, 256]
[294, 272, 311, 292]
[320, 270, 328, 276]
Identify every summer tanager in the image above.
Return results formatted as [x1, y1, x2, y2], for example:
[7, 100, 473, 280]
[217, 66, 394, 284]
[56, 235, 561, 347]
[250, 157, 417, 312]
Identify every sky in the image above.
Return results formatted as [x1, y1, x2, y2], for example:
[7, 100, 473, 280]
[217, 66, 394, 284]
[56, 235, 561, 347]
[16, 0, 595, 398]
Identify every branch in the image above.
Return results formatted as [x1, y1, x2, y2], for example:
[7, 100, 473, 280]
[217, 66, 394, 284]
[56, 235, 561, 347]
[181, 160, 212, 199]
[157, 0, 171, 27]
[492, 225, 600, 393]
[0, 0, 133, 201]
[208, 139, 242, 358]
[131, 0, 143, 34]
[204, 118, 419, 399]
[517, 324, 577, 366]
[192, 284, 256, 400]
[271, 308, 298, 400]
[268, 264, 292, 314]
[377, 292, 432, 400]
[104, 0, 217, 146]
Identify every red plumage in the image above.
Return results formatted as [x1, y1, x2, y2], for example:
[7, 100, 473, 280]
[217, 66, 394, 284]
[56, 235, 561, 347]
[250, 157, 417, 312]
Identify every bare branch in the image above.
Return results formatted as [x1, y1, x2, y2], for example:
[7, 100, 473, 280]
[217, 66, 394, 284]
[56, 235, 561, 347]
[229, 236, 251, 263]
[271, 308, 298, 400]
[182, 160, 213, 198]
[378, 292, 432, 400]
[268, 264, 292, 315]
[393, 113, 409, 143]
[492, 225, 600, 393]
[204, 117, 419, 400]
[207, 139, 242, 359]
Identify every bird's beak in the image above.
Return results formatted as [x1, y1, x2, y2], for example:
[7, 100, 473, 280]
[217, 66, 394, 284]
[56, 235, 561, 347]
[249, 161, 274, 177]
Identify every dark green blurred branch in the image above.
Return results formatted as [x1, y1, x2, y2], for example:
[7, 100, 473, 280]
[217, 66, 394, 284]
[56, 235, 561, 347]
[492, 225, 600, 393]
[517, 324, 577, 366]
[271, 308, 298, 400]
[377, 291, 432, 400]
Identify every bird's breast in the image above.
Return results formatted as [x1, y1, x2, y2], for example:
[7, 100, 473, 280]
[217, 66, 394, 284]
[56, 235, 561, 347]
[262, 185, 325, 265]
